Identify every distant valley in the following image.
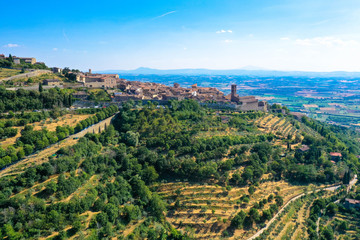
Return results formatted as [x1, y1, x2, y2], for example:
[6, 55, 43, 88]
[100, 71, 360, 129]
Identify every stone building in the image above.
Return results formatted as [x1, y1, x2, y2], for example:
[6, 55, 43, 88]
[84, 77, 117, 89]
[43, 79, 62, 86]
[51, 67, 62, 73]
[230, 84, 267, 111]
[13, 57, 36, 64]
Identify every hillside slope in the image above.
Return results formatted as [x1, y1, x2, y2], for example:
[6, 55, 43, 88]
[0, 100, 359, 239]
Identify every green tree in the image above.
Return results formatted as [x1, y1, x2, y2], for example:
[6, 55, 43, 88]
[148, 193, 167, 220]
[248, 185, 256, 195]
[231, 210, 246, 228]
[39, 82, 43, 92]
[124, 131, 140, 146]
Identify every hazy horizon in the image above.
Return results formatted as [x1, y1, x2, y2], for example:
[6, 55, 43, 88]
[2, 0, 360, 72]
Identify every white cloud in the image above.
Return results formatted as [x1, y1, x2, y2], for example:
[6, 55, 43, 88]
[153, 11, 176, 19]
[53, 48, 58, 51]
[216, 29, 233, 34]
[4, 43, 19, 48]
[294, 37, 358, 47]
[280, 37, 290, 41]
[224, 39, 233, 43]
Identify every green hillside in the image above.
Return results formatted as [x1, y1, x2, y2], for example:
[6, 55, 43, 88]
[0, 100, 359, 239]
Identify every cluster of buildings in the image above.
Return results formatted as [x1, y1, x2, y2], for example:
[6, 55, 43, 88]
[80, 70, 119, 88]
[68, 70, 268, 111]
[0, 54, 38, 65]
[110, 80, 267, 111]
[0, 59, 267, 111]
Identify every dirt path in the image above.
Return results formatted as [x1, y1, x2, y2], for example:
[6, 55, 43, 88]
[10, 174, 59, 198]
[59, 175, 99, 203]
[39, 226, 72, 240]
[0, 114, 116, 179]
[122, 219, 145, 237]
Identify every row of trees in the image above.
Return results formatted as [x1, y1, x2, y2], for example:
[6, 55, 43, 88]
[0, 105, 118, 169]
[231, 194, 283, 229]
[0, 87, 73, 113]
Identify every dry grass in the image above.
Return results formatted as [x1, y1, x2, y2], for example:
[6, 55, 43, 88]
[0, 115, 114, 178]
[33, 114, 93, 132]
[0, 114, 92, 148]
[0, 68, 25, 80]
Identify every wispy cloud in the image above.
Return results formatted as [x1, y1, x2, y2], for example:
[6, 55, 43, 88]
[53, 48, 58, 51]
[216, 29, 233, 34]
[63, 30, 69, 42]
[153, 11, 176, 20]
[224, 39, 233, 43]
[4, 43, 19, 48]
[295, 37, 358, 47]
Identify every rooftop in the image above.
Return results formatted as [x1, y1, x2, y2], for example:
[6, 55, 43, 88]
[330, 152, 342, 157]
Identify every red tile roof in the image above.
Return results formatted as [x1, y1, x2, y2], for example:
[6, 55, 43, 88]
[330, 152, 342, 157]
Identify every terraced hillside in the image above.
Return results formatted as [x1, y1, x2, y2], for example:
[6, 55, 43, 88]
[155, 180, 303, 239]
[0, 100, 359, 239]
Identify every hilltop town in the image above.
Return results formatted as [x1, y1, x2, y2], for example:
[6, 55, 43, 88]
[0, 54, 268, 111]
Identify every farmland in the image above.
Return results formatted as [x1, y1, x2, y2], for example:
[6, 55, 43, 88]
[155, 180, 304, 239]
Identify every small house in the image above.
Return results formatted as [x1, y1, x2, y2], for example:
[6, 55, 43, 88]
[344, 198, 360, 209]
[297, 145, 310, 153]
[329, 152, 342, 161]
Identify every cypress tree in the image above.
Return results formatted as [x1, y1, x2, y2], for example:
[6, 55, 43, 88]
[39, 82, 43, 92]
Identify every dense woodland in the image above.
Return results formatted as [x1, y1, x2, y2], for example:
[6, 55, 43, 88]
[0, 100, 359, 239]
[0, 87, 73, 113]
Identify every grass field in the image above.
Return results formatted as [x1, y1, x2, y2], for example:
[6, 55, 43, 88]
[0, 68, 26, 80]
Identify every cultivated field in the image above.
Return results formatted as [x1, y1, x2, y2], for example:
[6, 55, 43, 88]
[155, 180, 304, 239]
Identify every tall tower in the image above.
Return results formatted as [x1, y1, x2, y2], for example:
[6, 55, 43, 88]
[89, 69, 92, 74]
[231, 84, 237, 101]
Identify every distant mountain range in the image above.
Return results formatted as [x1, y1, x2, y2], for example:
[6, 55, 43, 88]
[96, 67, 360, 77]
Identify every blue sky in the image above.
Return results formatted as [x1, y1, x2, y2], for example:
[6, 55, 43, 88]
[1, 0, 360, 71]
